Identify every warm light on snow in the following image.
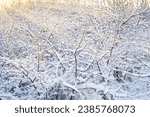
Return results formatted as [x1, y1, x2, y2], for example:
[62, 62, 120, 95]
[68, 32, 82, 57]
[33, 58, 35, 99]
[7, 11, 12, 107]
[0, 0, 150, 10]
[0, 0, 28, 9]
[0, 0, 12, 8]
[0, 0, 150, 9]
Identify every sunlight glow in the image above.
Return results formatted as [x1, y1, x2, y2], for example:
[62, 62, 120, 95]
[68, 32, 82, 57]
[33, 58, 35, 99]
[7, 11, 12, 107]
[0, 0, 149, 10]
[0, 0, 28, 9]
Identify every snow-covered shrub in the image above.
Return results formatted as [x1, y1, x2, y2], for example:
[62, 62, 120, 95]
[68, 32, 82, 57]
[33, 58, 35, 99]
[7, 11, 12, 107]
[0, 0, 150, 100]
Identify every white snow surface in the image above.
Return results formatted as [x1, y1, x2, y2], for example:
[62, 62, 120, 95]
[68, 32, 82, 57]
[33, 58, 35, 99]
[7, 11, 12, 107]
[0, 2, 150, 100]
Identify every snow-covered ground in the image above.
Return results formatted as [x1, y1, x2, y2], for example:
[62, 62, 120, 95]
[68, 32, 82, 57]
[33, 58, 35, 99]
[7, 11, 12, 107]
[0, 1, 150, 100]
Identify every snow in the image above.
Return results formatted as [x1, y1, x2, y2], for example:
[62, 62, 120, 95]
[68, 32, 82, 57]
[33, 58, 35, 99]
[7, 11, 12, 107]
[0, 1, 150, 100]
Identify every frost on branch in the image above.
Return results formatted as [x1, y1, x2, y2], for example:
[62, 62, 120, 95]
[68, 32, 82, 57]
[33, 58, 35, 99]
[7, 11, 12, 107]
[0, 0, 150, 100]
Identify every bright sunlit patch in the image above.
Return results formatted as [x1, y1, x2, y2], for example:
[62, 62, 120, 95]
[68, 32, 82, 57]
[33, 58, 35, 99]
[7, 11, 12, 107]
[0, 0, 12, 9]
[0, 0, 30, 10]
[0, 0, 150, 10]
